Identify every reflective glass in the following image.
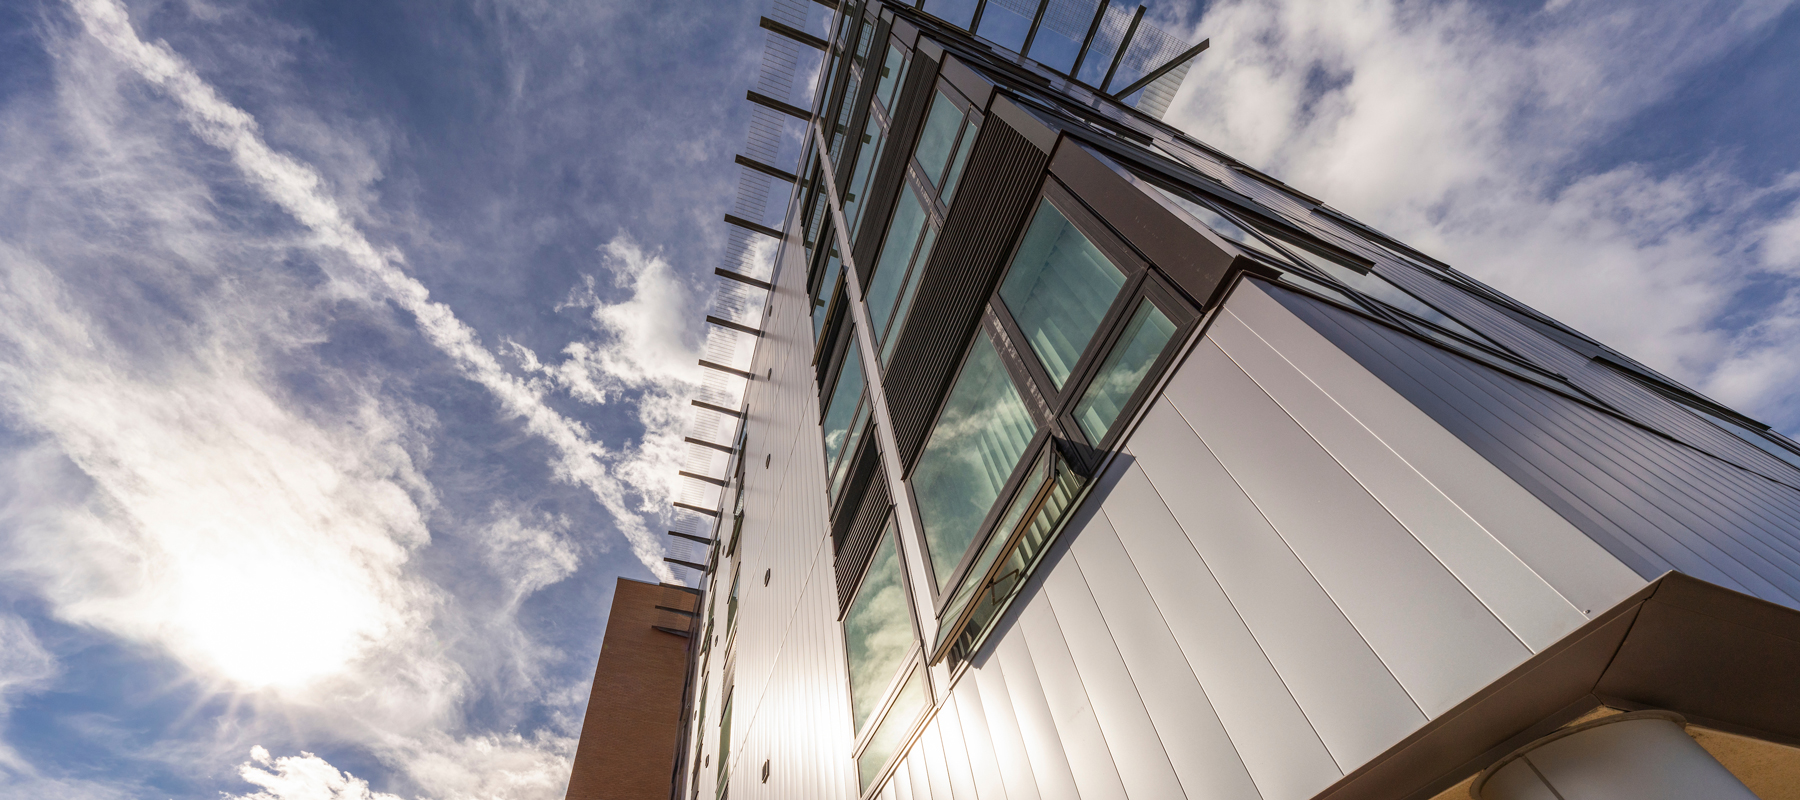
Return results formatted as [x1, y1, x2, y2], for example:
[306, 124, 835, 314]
[999, 200, 1127, 388]
[1150, 184, 1294, 264]
[865, 187, 930, 337]
[1074, 299, 1177, 443]
[1283, 247, 1487, 341]
[821, 339, 866, 469]
[844, 117, 886, 234]
[940, 119, 979, 204]
[915, 91, 964, 189]
[911, 333, 1036, 590]
[843, 528, 912, 735]
[830, 408, 868, 501]
[880, 225, 936, 364]
[856, 666, 928, 791]
[812, 261, 841, 342]
[875, 44, 907, 111]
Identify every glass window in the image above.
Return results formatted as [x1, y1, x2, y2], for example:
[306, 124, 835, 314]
[726, 567, 740, 633]
[812, 257, 842, 343]
[940, 119, 979, 204]
[914, 91, 964, 190]
[842, 527, 913, 735]
[1074, 299, 1178, 443]
[856, 666, 928, 791]
[865, 188, 930, 337]
[875, 44, 907, 112]
[998, 200, 1128, 388]
[716, 691, 733, 792]
[1282, 247, 1486, 341]
[821, 341, 866, 472]
[880, 225, 936, 365]
[1150, 184, 1295, 264]
[911, 332, 1036, 590]
[844, 117, 886, 235]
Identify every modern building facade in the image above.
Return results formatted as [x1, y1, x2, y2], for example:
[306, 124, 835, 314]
[574, 1, 1800, 799]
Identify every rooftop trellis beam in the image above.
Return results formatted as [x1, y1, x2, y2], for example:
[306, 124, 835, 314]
[706, 314, 764, 337]
[724, 213, 785, 240]
[714, 267, 773, 290]
[746, 90, 812, 120]
[1073, 0, 1111, 80]
[760, 16, 829, 50]
[735, 154, 799, 183]
[663, 557, 710, 574]
[1110, 38, 1209, 99]
[699, 359, 757, 381]
[679, 470, 729, 488]
[685, 436, 737, 454]
[1100, 5, 1146, 93]
[691, 399, 744, 418]
[667, 530, 717, 546]
[673, 502, 719, 517]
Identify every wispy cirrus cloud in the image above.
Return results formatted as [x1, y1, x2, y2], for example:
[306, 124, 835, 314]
[1166, 0, 1800, 430]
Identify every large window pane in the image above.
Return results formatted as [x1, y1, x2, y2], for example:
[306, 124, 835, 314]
[1150, 184, 1294, 263]
[821, 340, 866, 469]
[1074, 299, 1177, 443]
[911, 332, 1036, 590]
[865, 188, 930, 337]
[880, 225, 936, 364]
[856, 666, 928, 791]
[875, 44, 907, 111]
[914, 91, 964, 190]
[843, 117, 886, 235]
[1284, 247, 1487, 341]
[939, 119, 979, 204]
[998, 200, 1127, 388]
[843, 527, 912, 735]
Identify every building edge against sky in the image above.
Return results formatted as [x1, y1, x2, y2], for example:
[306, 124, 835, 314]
[570, 1, 1800, 799]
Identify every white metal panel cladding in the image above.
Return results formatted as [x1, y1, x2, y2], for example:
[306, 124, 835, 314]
[1219, 280, 1645, 621]
[1015, 598, 1130, 800]
[1124, 400, 1427, 767]
[970, 658, 1042, 800]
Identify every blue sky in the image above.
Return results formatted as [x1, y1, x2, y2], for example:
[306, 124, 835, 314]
[0, 0, 1795, 798]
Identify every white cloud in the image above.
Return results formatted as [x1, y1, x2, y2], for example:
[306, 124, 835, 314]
[1165, 0, 1800, 429]
[65, 0, 674, 583]
[228, 747, 403, 800]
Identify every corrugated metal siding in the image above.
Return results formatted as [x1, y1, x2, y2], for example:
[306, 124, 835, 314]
[1265, 279, 1800, 608]
[882, 117, 1050, 470]
[863, 279, 1631, 799]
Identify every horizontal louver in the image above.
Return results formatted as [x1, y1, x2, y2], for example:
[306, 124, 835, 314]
[883, 117, 1051, 471]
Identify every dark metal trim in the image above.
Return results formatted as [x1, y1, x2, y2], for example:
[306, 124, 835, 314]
[655, 604, 700, 616]
[746, 89, 813, 120]
[705, 314, 764, 337]
[1098, 5, 1144, 93]
[724, 213, 785, 240]
[678, 470, 728, 487]
[735, 154, 799, 184]
[1110, 38, 1209, 99]
[672, 502, 719, 517]
[714, 267, 773, 290]
[662, 557, 709, 573]
[667, 530, 715, 546]
[651, 624, 694, 637]
[759, 16, 829, 50]
[684, 436, 736, 454]
[698, 359, 757, 381]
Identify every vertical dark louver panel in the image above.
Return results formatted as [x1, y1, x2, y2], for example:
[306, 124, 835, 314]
[852, 53, 941, 287]
[832, 439, 891, 611]
[882, 117, 1051, 471]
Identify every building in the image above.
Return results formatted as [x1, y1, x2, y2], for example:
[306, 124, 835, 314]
[576, 1, 1800, 798]
[565, 579, 700, 800]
